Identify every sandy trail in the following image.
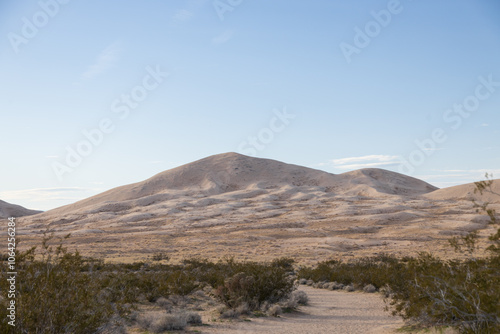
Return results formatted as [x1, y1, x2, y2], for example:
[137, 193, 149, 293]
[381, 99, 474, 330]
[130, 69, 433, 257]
[200, 285, 404, 334]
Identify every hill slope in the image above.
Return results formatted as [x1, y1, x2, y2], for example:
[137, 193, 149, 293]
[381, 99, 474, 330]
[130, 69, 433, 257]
[425, 179, 500, 203]
[0, 200, 42, 219]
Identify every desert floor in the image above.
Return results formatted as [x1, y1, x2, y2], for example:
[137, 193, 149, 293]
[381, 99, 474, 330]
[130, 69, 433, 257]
[197, 285, 404, 334]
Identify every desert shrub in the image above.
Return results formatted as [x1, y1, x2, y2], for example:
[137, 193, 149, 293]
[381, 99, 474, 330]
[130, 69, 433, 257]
[389, 254, 500, 333]
[212, 259, 295, 310]
[183, 258, 226, 288]
[165, 270, 199, 295]
[151, 252, 170, 262]
[95, 314, 127, 334]
[297, 254, 409, 291]
[137, 311, 187, 332]
[0, 235, 115, 333]
[291, 290, 309, 305]
[236, 302, 250, 315]
[343, 284, 355, 292]
[184, 311, 202, 324]
[298, 278, 307, 285]
[267, 304, 283, 317]
[363, 284, 377, 293]
[389, 176, 500, 333]
[280, 289, 310, 311]
[220, 309, 239, 319]
[271, 257, 295, 271]
[156, 296, 172, 310]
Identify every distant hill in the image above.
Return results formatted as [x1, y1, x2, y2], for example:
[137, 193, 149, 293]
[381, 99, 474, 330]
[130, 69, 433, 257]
[425, 180, 500, 203]
[0, 200, 42, 219]
[32, 152, 437, 218]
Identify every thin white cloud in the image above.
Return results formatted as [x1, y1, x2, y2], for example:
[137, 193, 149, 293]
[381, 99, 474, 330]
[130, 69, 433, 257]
[172, 9, 193, 23]
[320, 155, 401, 170]
[212, 30, 234, 45]
[415, 169, 500, 189]
[422, 147, 444, 152]
[81, 42, 121, 79]
[1, 187, 92, 200]
[0, 187, 103, 211]
[331, 155, 400, 165]
[334, 161, 402, 170]
[413, 173, 470, 180]
[441, 169, 500, 175]
[170, 0, 209, 25]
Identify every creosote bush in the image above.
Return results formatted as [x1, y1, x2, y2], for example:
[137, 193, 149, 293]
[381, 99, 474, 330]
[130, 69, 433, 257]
[209, 258, 295, 311]
[0, 234, 298, 332]
[0, 234, 115, 334]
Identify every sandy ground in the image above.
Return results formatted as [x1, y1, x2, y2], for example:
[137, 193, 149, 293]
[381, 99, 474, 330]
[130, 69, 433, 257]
[199, 286, 403, 334]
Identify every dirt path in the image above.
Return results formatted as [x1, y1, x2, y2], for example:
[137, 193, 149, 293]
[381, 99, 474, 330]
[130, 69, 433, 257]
[200, 285, 404, 333]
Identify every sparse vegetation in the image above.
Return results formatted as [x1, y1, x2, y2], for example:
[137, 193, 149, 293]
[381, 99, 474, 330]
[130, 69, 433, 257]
[0, 236, 299, 332]
[0, 234, 115, 334]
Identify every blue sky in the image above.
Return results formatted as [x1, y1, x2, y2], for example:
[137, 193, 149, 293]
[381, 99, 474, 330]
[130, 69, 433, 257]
[1, 0, 499, 211]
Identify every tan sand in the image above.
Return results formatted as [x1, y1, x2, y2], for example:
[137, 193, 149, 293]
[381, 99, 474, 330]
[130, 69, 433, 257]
[200, 286, 404, 334]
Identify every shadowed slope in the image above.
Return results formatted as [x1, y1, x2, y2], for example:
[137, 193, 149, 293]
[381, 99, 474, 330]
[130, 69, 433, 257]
[0, 200, 42, 219]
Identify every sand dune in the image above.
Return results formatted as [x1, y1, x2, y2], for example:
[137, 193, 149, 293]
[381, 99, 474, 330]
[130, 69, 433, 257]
[29, 153, 437, 218]
[0, 200, 42, 219]
[15, 153, 499, 262]
[425, 180, 500, 203]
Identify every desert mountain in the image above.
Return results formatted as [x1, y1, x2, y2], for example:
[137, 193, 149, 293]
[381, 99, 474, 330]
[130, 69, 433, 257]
[31, 152, 437, 218]
[17, 153, 498, 263]
[0, 200, 42, 219]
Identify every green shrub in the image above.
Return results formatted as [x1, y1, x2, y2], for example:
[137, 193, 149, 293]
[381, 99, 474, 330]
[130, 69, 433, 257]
[0, 235, 115, 333]
[297, 254, 409, 291]
[212, 259, 295, 310]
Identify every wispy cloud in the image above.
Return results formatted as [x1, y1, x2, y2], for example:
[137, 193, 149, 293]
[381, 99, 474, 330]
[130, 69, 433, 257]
[212, 30, 234, 45]
[412, 173, 470, 180]
[81, 42, 121, 79]
[415, 169, 500, 189]
[0, 187, 103, 211]
[319, 155, 402, 170]
[172, 9, 193, 23]
[170, 0, 209, 25]
[421, 147, 444, 152]
[440, 169, 500, 175]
